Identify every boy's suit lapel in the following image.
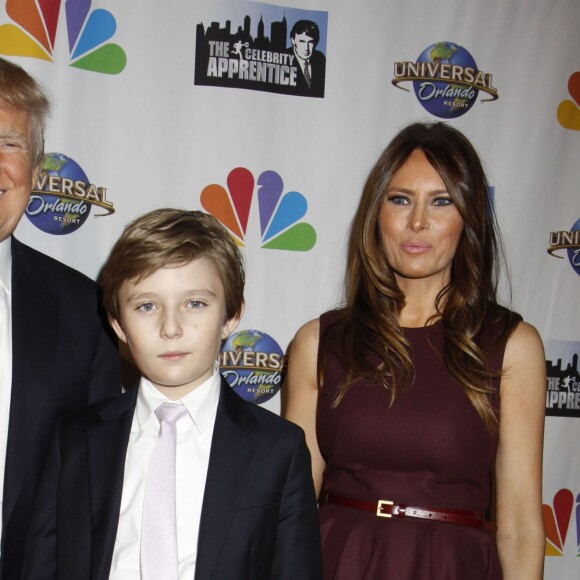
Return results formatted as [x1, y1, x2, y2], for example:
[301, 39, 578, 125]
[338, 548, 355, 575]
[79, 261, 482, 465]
[195, 379, 258, 580]
[80, 380, 256, 580]
[86, 387, 137, 580]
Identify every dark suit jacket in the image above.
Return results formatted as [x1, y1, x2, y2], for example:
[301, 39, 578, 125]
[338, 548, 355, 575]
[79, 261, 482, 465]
[1, 237, 121, 580]
[21, 378, 322, 580]
[286, 48, 326, 98]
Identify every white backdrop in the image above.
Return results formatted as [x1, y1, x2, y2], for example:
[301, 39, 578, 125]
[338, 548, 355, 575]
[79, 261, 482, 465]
[1, 0, 579, 576]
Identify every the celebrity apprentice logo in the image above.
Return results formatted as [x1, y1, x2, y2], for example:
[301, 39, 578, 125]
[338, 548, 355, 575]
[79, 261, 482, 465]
[544, 340, 580, 418]
[392, 41, 498, 118]
[194, 3, 328, 98]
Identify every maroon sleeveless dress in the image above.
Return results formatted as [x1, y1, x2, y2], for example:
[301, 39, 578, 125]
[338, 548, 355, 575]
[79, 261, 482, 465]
[317, 311, 507, 580]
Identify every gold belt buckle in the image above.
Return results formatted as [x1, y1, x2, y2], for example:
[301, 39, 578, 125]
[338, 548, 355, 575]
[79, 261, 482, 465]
[376, 499, 393, 518]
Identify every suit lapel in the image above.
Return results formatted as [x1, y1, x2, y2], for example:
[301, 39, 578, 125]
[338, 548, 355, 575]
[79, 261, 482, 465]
[10, 239, 58, 383]
[86, 388, 137, 580]
[3, 238, 59, 529]
[195, 380, 258, 580]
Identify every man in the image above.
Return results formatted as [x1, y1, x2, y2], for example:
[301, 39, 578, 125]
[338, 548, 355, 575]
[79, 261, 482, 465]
[287, 20, 326, 98]
[0, 57, 121, 579]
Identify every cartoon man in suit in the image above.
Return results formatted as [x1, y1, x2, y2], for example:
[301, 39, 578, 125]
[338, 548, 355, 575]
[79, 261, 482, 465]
[22, 209, 322, 579]
[0, 57, 121, 579]
[287, 20, 326, 98]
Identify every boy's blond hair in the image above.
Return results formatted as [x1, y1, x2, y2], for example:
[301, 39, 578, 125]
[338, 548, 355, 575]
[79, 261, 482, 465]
[101, 208, 245, 322]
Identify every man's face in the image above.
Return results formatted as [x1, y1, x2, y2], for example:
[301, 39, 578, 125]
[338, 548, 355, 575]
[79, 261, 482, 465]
[0, 106, 40, 241]
[292, 32, 315, 60]
[110, 258, 240, 400]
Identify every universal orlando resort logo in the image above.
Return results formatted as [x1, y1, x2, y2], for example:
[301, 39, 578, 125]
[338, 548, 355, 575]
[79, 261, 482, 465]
[548, 218, 580, 276]
[219, 329, 286, 405]
[26, 152, 115, 235]
[392, 42, 498, 118]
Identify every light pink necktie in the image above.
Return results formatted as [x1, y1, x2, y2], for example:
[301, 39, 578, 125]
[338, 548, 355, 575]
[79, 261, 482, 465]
[140, 402, 188, 580]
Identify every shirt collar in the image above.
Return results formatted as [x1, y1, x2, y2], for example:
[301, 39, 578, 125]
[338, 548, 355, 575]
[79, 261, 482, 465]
[136, 366, 221, 434]
[0, 237, 12, 293]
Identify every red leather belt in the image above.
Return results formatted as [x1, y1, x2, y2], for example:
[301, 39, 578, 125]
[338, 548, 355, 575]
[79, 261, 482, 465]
[325, 494, 496, 532]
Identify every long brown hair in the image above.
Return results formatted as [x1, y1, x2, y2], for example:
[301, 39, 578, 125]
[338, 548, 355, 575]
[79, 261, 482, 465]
[323, 122, 520, 431]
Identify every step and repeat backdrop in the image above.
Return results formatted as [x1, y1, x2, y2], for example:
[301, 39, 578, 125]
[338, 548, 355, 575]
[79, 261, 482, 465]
[1, 0, 578, 575]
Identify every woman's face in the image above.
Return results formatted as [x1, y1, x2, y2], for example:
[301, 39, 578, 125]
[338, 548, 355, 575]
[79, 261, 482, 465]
[377, 148, 464, 289]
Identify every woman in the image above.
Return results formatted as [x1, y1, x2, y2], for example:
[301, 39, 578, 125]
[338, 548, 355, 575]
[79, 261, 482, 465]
[283, 122, 545, 580]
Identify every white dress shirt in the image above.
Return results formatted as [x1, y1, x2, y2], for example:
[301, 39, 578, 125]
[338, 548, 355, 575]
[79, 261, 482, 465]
[0, 237, 12, 556]
[109, 369, 220, 579]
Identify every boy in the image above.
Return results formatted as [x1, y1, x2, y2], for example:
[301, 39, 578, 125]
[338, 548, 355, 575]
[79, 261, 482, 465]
[22, 209, 322, 579]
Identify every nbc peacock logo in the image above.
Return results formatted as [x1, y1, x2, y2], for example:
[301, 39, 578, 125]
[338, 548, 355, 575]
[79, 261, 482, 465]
[557, 72, 580, 131]
[201, 167, 316, 251]
[543, 489, 579, 557]
[0, 0, 126, 74]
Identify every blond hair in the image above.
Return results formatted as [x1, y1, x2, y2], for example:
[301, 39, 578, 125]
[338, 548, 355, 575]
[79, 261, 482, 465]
[101, 208, 245, 322]
[0, 57, 51, 165]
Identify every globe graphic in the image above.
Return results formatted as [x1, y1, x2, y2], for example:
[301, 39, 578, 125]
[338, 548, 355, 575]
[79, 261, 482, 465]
[26, 152, 91, 235]
[413, 42, 479, 118]
[568, 218, 580, 276]
[220, 330, 285, 404]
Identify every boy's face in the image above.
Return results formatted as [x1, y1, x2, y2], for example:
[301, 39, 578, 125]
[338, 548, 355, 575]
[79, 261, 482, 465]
[110, 258, 240, 400]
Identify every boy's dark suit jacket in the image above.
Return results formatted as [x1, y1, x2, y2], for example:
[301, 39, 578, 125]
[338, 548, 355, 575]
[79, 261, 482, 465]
[1, 237, 120, 580]
[21, 378, 322, 580]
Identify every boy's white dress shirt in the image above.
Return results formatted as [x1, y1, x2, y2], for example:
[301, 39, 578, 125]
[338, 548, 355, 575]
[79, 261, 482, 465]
[109, 369, 220, 579]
